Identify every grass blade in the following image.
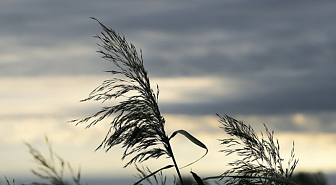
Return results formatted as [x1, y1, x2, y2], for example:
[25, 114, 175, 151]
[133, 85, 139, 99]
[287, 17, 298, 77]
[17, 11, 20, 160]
[133, 164, 174, 185]
[190, 171, 204, 185]
[169, 130, 208, 169]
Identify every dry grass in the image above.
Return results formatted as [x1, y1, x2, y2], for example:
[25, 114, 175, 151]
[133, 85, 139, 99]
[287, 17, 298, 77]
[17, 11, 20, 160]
[23, 137, 82, 185]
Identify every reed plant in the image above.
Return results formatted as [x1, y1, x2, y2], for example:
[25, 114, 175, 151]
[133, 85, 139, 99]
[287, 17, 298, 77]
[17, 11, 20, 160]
[24, 137, 82, 185]
[70, 17, 207, 185]
[203, 115, 300, 185]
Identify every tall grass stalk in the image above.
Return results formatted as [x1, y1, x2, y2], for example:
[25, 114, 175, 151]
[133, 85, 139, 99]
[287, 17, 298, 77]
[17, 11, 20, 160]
[134, 164, 167, 185]
[204, 114, 300, 185]
[24, 137, 82, 185]
[70, 18, 207, 185]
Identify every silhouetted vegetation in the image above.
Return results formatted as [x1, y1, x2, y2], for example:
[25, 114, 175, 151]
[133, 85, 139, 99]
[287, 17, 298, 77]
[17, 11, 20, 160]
[3, 18, 331, 185]
[214, 115, 299, 184]
[69, 17, 208, 185]
[21, 139, 329, 185]
[24, 137, 83, 185]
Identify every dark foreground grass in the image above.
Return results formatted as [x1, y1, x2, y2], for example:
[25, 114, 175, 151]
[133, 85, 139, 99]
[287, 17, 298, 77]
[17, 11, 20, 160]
[4, 18, 329, 185]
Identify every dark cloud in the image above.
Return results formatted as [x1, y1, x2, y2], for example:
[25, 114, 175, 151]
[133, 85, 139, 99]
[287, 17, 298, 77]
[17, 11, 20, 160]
[1, 0, 336, 127]
[1, 0, 336, 76]
[160, 84, 336, 116]
[160, 63, 336, 116]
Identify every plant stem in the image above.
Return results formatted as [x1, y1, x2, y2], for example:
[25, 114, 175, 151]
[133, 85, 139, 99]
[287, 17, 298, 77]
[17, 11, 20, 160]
[167, 141, 184, 185]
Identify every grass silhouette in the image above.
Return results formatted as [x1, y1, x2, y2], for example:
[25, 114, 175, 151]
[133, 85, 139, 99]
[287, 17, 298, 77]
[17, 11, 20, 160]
[69, 17, 207, 185]
[24, 137, 82, 185]
[8, 18, 328, 185]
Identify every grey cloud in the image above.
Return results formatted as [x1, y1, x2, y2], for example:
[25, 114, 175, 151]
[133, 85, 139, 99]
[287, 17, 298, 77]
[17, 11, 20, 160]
[1, 0, 336, 129]
[2, 0, 336, 77]
[159, 71, 336, 115]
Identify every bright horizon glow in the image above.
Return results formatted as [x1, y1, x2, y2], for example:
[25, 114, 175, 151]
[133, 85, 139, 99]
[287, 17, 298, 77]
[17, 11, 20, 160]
[1, 76, 335, 180]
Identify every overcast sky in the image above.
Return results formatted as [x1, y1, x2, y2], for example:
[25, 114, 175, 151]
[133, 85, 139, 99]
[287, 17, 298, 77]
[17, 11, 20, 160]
[1, 0, 336, 183]
[2, 0, 336, 117]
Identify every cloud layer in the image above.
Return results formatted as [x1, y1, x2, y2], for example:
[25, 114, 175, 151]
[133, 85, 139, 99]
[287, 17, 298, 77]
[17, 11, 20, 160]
[1, 0, 336, 119]
[1, 0, 336, 179]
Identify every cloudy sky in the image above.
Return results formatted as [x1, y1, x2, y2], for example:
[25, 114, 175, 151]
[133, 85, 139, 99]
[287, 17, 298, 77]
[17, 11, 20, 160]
[1, 0, 336, 184]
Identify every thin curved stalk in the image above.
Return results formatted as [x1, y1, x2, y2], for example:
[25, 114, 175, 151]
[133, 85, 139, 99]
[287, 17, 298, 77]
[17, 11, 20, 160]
[166, 142, 184, 185]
